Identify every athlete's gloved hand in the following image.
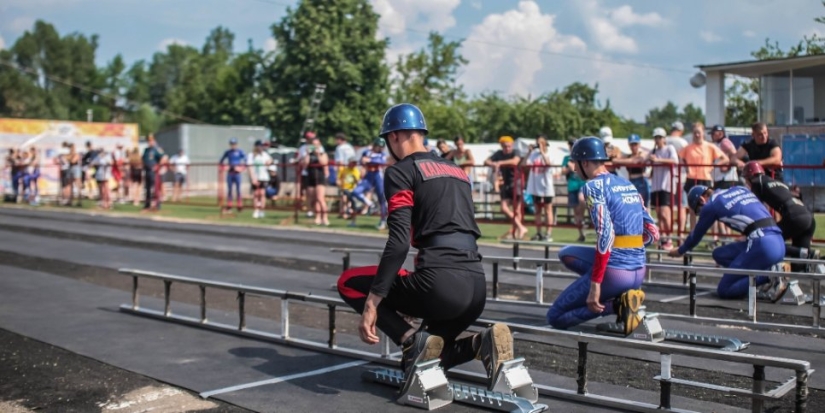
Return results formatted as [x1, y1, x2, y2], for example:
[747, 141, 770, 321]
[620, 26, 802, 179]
[587, 282, 605, 314]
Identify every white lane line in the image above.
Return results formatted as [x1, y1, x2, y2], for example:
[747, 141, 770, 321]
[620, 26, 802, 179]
[659, 290, 714, 303]
[200, 360, 369, 398]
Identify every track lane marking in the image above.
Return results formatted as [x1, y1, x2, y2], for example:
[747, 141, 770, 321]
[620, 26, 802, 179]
[200, 360, 369, 398]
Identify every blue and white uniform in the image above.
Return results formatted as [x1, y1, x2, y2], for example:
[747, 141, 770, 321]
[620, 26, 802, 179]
[220, 148, 246, 203]
[547, 172, 658, 329]
[350, 149, 388, 217]
[677, 186, 785, 298]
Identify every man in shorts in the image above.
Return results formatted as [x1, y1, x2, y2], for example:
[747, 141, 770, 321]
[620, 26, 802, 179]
[485, 136, 526, 239]
[169, 149, 189, 203]
[647, 128, 679, 250]
[337, 103, 514, 396]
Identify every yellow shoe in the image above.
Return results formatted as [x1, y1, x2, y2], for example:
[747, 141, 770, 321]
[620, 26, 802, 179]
[617, 289, 645, 336]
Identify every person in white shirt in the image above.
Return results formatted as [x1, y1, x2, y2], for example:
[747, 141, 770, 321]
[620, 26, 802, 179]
[169, 149, 190, 203]
[665, 121, 689, 235]
[524, 134, 556, 241]
[646, 127, 679, 250]
[92, 148, 112, 209]
[248, 140, 273, 218]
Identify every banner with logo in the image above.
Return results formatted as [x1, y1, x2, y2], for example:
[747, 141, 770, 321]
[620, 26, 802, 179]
[1, 118, 139, 198]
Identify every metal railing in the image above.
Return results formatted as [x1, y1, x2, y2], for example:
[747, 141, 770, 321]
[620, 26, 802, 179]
[329, 246, 825, 334]
[117, 267, 813, 413]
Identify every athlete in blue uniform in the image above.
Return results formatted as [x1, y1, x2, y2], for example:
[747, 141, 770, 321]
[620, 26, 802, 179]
[669, 185, 788, 301]
[219, 137, 246, 213]
[547, 137, 659, 335]
[350, 138, 389, 229]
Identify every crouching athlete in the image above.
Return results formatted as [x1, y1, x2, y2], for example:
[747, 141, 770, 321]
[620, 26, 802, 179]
[337, 103, 514, 395]
[669, 184, 788, 302]
[743, 161, 820, 272]
[546, 136, 659, 335]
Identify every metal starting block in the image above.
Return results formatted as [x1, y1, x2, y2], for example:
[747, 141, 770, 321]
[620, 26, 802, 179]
[596, 308, 665, 343]
[361, 358, 547, 412]
[596, 310, 749, 352]
[780, 280, 806, 306]
[490, 358, 539, 403]
[363, 359, 453, 410]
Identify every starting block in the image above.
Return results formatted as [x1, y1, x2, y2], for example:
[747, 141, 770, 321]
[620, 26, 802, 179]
[780, 280, 806, 306]
[362, 358, 547, 412]
[596, 307, 665, 343]
[596, 309, 749, 352]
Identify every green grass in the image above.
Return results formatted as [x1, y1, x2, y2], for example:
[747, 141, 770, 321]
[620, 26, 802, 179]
[14, 199, 825, 247]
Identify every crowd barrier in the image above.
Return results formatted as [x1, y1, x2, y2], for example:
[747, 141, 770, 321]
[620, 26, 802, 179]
[4, 157, 825, 243]
[118, 267, 814, 412]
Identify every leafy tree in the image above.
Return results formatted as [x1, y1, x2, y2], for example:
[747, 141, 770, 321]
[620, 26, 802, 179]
[261, 0, 390, 146]
[643, 101, 705, 130]
[392, 32, 467, 104]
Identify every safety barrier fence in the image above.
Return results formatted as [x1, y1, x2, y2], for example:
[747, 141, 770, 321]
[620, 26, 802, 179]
[4, 160, 825, 245]
[118, 267, 813, 413]
[330, 246, 825, 335]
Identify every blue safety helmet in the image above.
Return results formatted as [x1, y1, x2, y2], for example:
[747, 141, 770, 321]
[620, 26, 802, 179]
[379, 103, 428, 137]
[687, 185, 710, 214]
[570, 136, 610, 162]
[229, 137, 238, 145]
[628, 134, 641, 144]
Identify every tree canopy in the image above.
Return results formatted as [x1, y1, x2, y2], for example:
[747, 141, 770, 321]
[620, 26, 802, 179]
[0, 1, 704, 147]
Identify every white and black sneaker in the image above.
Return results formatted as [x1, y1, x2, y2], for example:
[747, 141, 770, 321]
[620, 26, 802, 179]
[476, 323, 514, 391]
[398, 332, 444, 397]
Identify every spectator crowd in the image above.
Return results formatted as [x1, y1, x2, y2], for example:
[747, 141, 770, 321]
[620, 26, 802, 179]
[1, 121, 800, 246]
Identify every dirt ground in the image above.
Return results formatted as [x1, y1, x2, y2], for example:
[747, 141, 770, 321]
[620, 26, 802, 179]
[1, 248, 821, 412]
[0, 328, 250, 413]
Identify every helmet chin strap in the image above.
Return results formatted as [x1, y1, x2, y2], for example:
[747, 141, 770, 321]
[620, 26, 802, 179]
[385, 134, 401, 162]
[577, 161, 588, 180]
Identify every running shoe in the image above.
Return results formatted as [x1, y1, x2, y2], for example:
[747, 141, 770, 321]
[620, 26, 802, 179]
[577, 234, 586, 243]
[377, 220, 387, 230]
[616, 289, 645, 336]
[398, 332, 444, 396]
[476, 323, 514, 391]
[758, 276, 789, 303]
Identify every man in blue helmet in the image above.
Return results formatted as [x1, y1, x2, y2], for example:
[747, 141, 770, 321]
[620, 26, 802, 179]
[350, 138, 389, 230]
[337, 103, 513, 395]
[219, 138, 246, 214]
[668, 184, 788, 301]
[546, 136, 659, 335]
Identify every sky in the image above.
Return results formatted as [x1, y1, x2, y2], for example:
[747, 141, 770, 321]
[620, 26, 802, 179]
[1, 0, 823, 122]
